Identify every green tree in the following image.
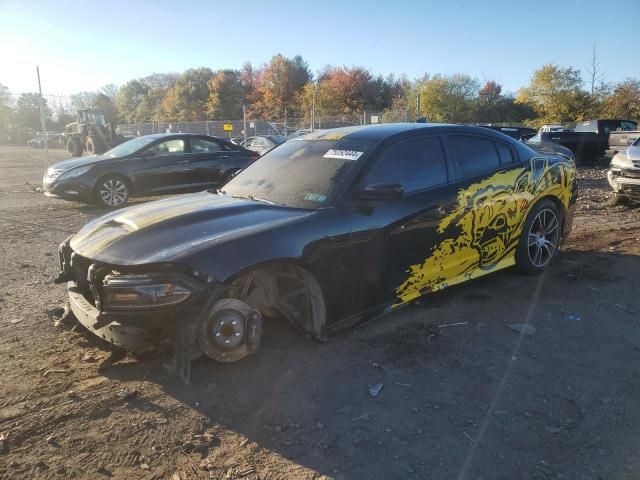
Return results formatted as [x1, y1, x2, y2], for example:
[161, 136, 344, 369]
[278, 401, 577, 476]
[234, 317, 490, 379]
[16, 93, 51, 130]
[0, 84, 13, 136]
[116, 80, 150, 123]
[516, 64, 590, 126]
[173, 67, 214, 121]
[414, 73, 479, 123]
[601, 78, 640, 120]
[92, 93, 120, 124]
[206, 70, 245, 119]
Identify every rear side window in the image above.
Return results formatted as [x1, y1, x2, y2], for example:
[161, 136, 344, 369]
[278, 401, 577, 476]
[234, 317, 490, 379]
[449, 135, 500, 178]
[495, 142, 515, 164]
[365, 137, 447, 194]
[191, 138, 222, 153]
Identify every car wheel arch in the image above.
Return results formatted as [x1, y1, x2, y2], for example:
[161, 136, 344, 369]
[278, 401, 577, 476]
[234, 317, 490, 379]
[529, 195, 566, 230]
[218, 259, 328, 341]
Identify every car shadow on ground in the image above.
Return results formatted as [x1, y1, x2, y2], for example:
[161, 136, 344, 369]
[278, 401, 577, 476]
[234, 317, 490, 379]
[96, 249, 640, 479]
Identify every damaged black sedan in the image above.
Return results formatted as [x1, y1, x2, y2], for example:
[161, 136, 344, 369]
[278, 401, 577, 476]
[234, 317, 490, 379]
[55, 124, 576, 380]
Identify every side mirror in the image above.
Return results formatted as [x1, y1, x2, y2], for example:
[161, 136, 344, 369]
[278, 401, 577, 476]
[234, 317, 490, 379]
[358, 183, 404, 201]
[138, 150, 154, 158]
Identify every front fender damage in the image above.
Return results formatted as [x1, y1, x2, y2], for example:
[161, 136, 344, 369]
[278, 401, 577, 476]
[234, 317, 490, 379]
[57, 239, 265, 383]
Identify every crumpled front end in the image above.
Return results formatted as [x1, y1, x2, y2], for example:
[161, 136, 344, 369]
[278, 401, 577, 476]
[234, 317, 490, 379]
[55, 237, 210, 352]
[55, 237, 265, 382]
[608, 150, 640, 200]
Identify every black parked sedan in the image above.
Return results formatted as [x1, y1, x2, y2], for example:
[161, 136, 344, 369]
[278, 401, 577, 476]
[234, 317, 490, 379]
[55, 124, 576, 381]
[43, 133, 259, 207]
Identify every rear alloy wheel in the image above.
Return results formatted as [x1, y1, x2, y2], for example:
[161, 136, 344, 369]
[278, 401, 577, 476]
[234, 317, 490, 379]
[515, 200, 561, 275]
[96, 176, 130, 208]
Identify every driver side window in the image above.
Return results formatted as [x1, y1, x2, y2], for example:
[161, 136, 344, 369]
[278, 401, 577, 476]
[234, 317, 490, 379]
[365, 137, 448, 194]
[147, 139, 185, 156]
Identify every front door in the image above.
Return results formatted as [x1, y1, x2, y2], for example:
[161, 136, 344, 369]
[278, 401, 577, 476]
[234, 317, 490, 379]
[131, 138, 191, 195]
[346, 135, 457, 312]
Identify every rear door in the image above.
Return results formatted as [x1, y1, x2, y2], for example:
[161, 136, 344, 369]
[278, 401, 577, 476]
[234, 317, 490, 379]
[440, 133, 527, 279]
[187, 136, 253, 189]
[130, 137, 191, 195]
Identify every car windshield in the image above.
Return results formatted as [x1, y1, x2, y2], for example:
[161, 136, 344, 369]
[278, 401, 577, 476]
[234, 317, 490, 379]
[103, 136, 158, 157]
[222, 138, 375, 208]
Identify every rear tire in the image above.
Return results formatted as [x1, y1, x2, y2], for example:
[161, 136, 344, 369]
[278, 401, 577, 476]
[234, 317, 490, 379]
[67, 137, 83, 157]
[94, 175, 130, 208]
[515, 199, 561, 275]
[86, 136, 103, 156]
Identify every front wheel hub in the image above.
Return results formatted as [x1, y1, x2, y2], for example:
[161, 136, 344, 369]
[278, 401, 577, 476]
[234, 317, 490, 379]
[211, 310, 245, 350]
[198, 298, 263, 363]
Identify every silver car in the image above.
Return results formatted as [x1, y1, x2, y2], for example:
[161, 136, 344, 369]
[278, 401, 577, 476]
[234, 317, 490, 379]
[241, 135, 287, 156]
[608, 138, 640, 204]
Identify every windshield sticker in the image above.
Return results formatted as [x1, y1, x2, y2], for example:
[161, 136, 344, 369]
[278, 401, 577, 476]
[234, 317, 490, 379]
[323, 149, 364, 161]
[304, 193, 327, 203]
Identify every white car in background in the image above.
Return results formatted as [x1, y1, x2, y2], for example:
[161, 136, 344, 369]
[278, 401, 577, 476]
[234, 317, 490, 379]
[608, 137, 640, 205]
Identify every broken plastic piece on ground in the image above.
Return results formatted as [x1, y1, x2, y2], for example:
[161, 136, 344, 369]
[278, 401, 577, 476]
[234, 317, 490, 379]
[118, 388, 138, 400]
[368, 382, 384, 397]
[47, 304, 72, 327]
[506, 323, 537, 335]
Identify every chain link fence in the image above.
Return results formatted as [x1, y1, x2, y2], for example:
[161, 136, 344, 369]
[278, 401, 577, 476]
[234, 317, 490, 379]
[1, 90, 526, 148]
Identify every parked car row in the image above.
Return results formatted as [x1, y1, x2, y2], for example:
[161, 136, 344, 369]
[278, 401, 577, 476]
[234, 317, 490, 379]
[51, 123, 577, 379]
[524, 119, 638, 163]
[43, 133, 259, 207]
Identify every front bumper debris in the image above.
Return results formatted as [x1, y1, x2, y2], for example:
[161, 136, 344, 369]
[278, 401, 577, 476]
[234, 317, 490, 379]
[69, 285, 158, 352]
[608, 170, 640, 199]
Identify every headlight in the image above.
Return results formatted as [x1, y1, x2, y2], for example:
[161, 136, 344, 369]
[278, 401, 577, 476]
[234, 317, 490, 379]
[101, 274, 198, 310]
[58, 165, 92, 181]
[611, 152, 633, 170]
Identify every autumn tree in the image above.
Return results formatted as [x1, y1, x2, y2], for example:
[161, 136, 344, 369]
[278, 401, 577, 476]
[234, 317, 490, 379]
[516, 64, 590, 126]
[257, 54, 311, 118]
[601, 78, 640, 120]
[206, 70, 245, 119]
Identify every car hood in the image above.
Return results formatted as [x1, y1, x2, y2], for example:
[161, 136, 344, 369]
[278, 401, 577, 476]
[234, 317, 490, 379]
[70, 191, 313, 265]
[51, 154, 112, 171]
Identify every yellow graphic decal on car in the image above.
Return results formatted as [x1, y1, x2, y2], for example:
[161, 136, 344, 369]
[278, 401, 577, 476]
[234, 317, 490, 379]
[395, 157, 574, 303]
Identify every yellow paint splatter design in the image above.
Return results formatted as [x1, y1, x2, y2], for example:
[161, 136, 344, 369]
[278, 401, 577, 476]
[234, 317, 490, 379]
[395, 157, 575, 304]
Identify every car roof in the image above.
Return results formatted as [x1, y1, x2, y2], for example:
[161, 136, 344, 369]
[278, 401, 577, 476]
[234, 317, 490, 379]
[139, 133, 222, 140]
[295, 123, 518, 142]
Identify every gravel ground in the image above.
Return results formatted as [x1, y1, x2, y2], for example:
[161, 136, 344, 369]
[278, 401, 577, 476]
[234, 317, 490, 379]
[0, 146, 639, 480]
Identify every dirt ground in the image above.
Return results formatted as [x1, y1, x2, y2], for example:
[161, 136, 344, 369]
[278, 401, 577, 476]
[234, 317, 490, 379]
[0, 145, 639, 480]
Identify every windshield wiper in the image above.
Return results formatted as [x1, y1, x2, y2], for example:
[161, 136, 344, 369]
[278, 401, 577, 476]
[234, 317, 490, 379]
[218, 190, 275, 205]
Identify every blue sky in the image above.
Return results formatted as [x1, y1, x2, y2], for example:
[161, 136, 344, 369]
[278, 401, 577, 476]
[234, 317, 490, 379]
[1, 0, 638, 95]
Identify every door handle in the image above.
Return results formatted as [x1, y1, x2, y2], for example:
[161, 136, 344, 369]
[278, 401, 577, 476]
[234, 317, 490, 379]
[218, 155, 230, 159]
[177, 160, 189, 164]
